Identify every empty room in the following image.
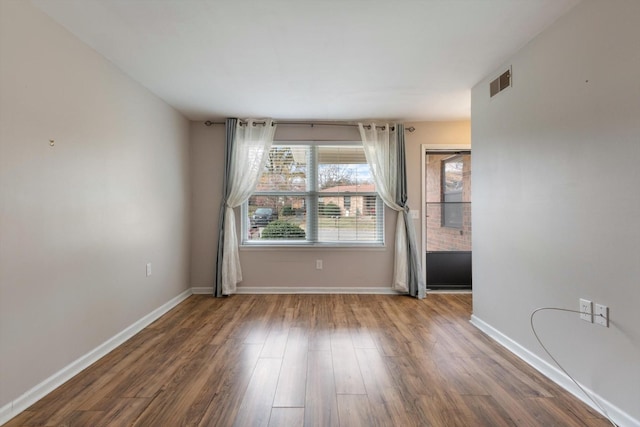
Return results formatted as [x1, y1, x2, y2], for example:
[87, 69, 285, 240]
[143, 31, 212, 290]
[1, 0, 638, 426]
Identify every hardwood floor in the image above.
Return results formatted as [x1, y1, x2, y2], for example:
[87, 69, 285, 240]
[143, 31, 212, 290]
[6, 294, 611, 426]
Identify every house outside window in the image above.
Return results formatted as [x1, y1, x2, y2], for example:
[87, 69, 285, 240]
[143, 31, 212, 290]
[243, 143, 384, 246]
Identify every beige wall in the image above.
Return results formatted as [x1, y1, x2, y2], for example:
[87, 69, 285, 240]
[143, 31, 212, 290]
[0, 1, 190, 409]
[471, 0, 640, 422]
[189, 121, 470, 289]
[189, 122, 225, 287]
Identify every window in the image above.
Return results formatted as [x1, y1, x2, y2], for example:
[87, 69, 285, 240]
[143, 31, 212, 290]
[442, 155, 463, 228]
[243, 142, 383, 245]
[343, 195, 351, 211]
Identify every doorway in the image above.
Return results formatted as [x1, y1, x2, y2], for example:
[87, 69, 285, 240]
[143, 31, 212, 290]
[423, 149, 472, 290]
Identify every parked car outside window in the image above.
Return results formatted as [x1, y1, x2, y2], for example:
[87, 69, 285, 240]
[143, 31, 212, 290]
[252, 207, 278, 226]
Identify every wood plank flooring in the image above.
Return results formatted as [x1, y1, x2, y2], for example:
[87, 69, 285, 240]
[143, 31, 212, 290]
[5, 294, 611, 426]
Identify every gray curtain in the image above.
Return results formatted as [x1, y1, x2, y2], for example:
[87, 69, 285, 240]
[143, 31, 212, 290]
[214, 118, 237, 297]
[396, 124, 426, 298]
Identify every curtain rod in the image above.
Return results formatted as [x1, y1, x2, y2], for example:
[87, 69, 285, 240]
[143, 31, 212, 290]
[203, 120, 415, 132]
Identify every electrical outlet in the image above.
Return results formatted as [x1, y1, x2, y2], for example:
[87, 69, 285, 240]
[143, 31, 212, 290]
[595, 303, 609, 327]
[316, 259, 323, 270]
[146, 262, 152, 277]
[579, 299, 593, 323]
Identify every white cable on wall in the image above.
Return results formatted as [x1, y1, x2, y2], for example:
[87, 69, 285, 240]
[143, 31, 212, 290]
[530, 307, 617, 427]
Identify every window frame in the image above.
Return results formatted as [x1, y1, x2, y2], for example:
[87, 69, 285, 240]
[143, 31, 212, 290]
[241, 141, 384, 248]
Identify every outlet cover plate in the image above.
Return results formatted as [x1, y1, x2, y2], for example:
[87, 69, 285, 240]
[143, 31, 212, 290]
[579, 299, 593, 323]
[595, 303, 609, 327]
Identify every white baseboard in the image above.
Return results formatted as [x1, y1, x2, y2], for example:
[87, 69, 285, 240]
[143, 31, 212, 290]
[470, 315, 639, 427]
[191, 286, 214, 295]
[0, 288, 193, 426]
[192, 286, 403, 295]
[236, 286, 402, 294]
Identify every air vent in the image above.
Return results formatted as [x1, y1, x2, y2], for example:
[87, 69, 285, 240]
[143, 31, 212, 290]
[490, 67, 511, 97]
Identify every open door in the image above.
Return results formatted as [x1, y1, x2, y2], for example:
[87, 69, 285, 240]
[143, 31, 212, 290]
[424, 150, 471, 290]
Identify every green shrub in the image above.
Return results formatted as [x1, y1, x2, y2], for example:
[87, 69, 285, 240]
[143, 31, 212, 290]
[319, 202, 341, 216]
[261, 220, 306, 239]
[281, 206, 295, 216]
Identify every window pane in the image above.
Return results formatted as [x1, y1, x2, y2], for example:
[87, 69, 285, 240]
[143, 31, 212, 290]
[317, 195, 378, 242]
[441, 155, 466, 229]
[443, 157, 463, 194]
[247, 195, 306, 241]
[317, 146, 372, 191]
[256, 146, 308, 192]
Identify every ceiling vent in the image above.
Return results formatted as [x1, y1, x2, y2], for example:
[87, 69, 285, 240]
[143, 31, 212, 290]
[490, 67, 511, 97]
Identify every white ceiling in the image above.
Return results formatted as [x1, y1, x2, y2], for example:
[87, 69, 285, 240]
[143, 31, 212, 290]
[33, 0, 580, 122]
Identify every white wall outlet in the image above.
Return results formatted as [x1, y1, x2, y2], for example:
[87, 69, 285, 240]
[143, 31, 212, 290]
[410, 210, 419, 220]
[316, 259, 323, 270]
[595, 303, 609, 327]
[579, 298, 593, 322]
[146, 262, 152, 277]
